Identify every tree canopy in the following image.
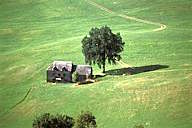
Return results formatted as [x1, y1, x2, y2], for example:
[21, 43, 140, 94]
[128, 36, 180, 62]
[32, 113, 74, 128]
[75, 111, 97, 128]
[82, 26, 125, 73]
[32, 111, 96, 128]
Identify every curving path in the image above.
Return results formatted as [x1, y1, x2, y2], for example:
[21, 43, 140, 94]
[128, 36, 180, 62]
[86, 0, 167, 32]
[1, 87, 33, 116]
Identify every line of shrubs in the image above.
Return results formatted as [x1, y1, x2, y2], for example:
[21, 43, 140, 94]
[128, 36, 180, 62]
[32, 111, 145, 128]
[33, 111, 96, 128]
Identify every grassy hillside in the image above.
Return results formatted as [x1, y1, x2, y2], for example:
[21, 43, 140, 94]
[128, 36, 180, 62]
[0, 0, 192, 128]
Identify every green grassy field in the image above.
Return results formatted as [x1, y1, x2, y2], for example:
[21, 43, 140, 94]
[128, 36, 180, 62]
[0, 0, 192, 127]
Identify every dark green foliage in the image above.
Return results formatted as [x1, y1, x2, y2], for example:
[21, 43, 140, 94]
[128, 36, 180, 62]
[32, 113, 74, 128]
[133, 124, 144, 128]
[75, 111, 97, 128]
[82, 26, 125, 73]
[72, 71, 79, 82]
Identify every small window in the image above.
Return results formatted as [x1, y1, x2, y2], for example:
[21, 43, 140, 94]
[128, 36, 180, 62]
[56, 78, 61, 81]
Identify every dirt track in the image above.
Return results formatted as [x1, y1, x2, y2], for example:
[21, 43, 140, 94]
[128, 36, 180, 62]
[86, 0, 167, 32]
[1, 87, 33, 116]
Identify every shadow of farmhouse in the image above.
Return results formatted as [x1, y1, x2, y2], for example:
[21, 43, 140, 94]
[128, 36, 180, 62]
[105, 64, 169, 75]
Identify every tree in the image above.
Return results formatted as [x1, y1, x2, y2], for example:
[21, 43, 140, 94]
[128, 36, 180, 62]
[32, 113, 74, 128]
[82, 26, 125, 73]
[75, 111, 97, 128]
[134, 124, 144, 128]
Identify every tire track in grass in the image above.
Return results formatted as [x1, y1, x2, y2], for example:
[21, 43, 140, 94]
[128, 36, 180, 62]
[1, 64, 47, 116]
[9, 87, 33, 110]
[86, 0, 167, 32]
[1, 87, 33, 116]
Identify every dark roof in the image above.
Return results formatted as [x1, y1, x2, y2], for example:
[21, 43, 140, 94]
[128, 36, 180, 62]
[52, 61, 73, 72]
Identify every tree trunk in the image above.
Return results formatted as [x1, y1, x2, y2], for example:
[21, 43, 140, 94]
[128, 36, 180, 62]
[102, 62, 105, 73]
[102, 47, 106, 73]
[103, 55, 105, 73]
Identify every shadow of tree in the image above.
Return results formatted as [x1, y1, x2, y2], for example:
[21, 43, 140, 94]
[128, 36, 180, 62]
[105, 64, 169, 75]
[93, 74, 106, 79]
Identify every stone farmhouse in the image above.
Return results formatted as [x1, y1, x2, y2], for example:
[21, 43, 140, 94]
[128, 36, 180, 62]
[47, 61, 92, 83]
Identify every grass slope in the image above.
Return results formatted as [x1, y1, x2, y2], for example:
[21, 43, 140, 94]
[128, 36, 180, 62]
[0, 0, 192, 128]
